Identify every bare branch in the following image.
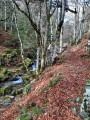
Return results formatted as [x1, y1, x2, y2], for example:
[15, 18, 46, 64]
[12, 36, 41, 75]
[12, 0, 41, 36]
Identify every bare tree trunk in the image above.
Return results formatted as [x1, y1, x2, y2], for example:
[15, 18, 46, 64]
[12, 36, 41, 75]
[5, 0, 7, 31]
[52, 6, 59, 61]
[11, 13, 14, 32]
[41, 0, 50, 70]
[36, 47, 40, 74]
[74, 0, 79, 43]
[59, 27, 63, 53]
[12, 3, 27, 72]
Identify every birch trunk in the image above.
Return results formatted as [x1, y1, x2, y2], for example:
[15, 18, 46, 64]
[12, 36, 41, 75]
[12, 3, 27, 72]
[36, 47, 40, 74]
[11, 13, 14, 32]
[59, 27, 63, 53]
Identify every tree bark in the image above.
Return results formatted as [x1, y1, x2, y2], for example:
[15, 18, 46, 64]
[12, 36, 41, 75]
[5, 0, 7, 31]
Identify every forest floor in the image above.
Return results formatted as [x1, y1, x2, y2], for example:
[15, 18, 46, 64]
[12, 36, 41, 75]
[0, 34, 90, 120]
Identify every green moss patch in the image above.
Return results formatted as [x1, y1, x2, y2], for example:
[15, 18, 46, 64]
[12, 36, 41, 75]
[0, 84, 13, 95]
[16, 106, 44, 120]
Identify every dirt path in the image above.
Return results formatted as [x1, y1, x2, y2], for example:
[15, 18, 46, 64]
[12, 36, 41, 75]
[0, 37, 90, 120]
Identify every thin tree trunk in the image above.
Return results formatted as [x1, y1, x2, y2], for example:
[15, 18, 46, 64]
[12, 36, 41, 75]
[74, 0, 79, 43]
[11, 13, 14, 32]
[12, 3, 28, 72]
[36, 47, 40, 74]
[5, 0, 7, 31]
[59, 27, 63, 53]
[52, 6, 59, 61]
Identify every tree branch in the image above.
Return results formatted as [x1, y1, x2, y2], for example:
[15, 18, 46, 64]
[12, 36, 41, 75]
[12, 0, 41, 36]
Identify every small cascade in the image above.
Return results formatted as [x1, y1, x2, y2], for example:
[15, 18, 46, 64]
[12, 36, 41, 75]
[12, 76, 23, 85]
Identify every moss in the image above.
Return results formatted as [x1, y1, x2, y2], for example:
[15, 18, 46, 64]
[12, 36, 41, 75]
[87, 79, 90, 83]
[22, 75, 30, 84]
[88, 59, 90, 61]
[0, 87, 5, 95]
[0, 73, 10, 82]
[31, 72, 37, 78]
[5, 49, 13, 54]
[80, 54, 88, 57]
[3, 68, 8, 74]
[16, 105, 44, 120]
[4, 84, 13, 95]
[27, 102, 36, 109]
[49, 76, 61, 87]
[0, 85, 13, 95]
[24, 84, 31, 94]
[4, 97, 11, 103]
[25, 58, 32, 68]
[0, 74, 5, 82]
[42, 86, 50, 93]
[42, 76, 61, 93]
[2, 53, 7, 57]
[43, 98, 49, 104]
[19, 66, 26, 71]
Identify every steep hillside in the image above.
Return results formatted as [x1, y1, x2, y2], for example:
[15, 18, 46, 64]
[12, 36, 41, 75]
[0, 35, 90, 120]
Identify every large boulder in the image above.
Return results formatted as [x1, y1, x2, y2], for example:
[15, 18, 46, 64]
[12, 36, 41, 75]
[0, 84, 13, 95]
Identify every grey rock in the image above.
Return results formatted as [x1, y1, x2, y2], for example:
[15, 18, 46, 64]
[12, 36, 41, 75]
[80, 111, 89, 119]
[72, 107, 77, 115]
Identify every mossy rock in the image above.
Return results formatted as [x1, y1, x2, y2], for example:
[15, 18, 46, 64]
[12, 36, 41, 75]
[0, 73, 11, 82]
[23, 75, 30, 81]
[0, 74, 5, 82]
[4, 85, 13, 95]
[3, 68, 8, 74]
[4, 97, 12, 103]
[7, 54, 11, 59]
[2, 53, 7, 57]
[0, 84, 13, 95]
[22, 75, 31, 84]
[25, 58, 32, 68]
[19, 66, 26, 73]
[16, 88, 23, 95]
